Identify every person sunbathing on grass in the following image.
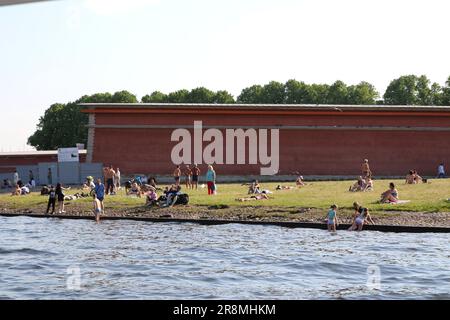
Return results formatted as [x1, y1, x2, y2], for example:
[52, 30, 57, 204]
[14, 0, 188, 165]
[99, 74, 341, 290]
[295, 175, 305, 187]
[242, 180, 261, 194]
[412, 170, 423, 184]
[236, 194, 269, 202]
[380, 182, 398, 203]
[276, 185, 295, 190]
[362, 175, 374, 191]
[405, 170, 415, 184]
[128, 182, 142, 197]
[11, 184, 21, 196]
[349, 176, 364, 192]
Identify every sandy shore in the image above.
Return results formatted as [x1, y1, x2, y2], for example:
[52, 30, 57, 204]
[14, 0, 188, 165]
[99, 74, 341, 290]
[2, 202, 450, 228]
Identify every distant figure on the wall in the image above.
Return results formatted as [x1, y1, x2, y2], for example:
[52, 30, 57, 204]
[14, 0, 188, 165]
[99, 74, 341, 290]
[437, 163, 446, 178]
[13, 170, 19, 186]
[362, 159, 371, 177]
[47, 168, 53, 185]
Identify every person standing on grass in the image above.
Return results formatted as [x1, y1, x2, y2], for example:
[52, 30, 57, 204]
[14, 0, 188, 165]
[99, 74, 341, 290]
[173, 165, 181, 186]
[205, 165, 216, 195]
[105, 165, 116, 195]
[94, 178, 105, 214]
[326, 204, 339, 232]
[93, 194, 102, 223]
[437, 163, 445, 178]
[192, 164, 201, 190]
[115, 168, 121, 191]
[184, 165, 192, 189]
[362, 159, 371, 177]
[46, 186, 56, 215]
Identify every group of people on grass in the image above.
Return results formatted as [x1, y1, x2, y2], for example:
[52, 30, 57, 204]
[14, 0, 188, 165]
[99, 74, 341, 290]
[173, 164, 216, 194]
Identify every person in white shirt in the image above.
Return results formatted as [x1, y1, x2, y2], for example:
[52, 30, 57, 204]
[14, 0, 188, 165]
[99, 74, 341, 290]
[438, 163, 445, 178]
[115, 168, 121, 190]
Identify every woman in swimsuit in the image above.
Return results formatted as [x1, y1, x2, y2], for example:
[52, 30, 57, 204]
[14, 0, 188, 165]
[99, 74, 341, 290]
[348, 202, 374, 231]
[380, 182, 398, 203]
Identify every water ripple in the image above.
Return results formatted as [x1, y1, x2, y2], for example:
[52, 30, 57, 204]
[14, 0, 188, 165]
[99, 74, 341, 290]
[0, 216, 448, 299]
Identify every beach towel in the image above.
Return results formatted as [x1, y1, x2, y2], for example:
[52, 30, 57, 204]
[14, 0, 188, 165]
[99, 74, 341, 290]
[391, 200, 410, 204]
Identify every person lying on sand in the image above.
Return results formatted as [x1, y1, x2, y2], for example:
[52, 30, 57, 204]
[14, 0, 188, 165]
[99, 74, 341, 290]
[380, 182, 398, 203]
[236, 194, 269, 202]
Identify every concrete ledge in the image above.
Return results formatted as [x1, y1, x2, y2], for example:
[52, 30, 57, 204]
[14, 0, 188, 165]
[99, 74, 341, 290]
[1, 213, 449, 233]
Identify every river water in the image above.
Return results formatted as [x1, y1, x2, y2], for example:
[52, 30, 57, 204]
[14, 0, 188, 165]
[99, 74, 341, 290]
[0, 216, 448, 299]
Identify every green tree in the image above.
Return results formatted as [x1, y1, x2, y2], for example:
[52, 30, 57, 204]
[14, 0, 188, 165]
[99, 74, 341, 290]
[260, 81, 286, 103]
[308, 84, 330, 104]
[237, 85, 263, 103]
[284, 79, 310, 104]
[141, 91, 167, 103]
[186, 87, 216, 103]
[214, 90, 235, 103]
[111, 90, 138, 103]
[166, 89, 190, 103]
[347, 81, 379, 105]
[383, 75, 436, 105]
[27, 103, 88, 150]
[327, 80, 349, 104]
[442, 76, 450, 105]
[28, 90, 137, 150]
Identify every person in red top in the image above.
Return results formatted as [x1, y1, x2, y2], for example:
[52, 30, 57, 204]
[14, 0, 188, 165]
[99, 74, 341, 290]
[191, 164, 201, 190]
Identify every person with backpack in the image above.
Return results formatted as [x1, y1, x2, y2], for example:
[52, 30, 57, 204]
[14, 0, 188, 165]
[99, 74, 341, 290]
[46, 186, 56, 214]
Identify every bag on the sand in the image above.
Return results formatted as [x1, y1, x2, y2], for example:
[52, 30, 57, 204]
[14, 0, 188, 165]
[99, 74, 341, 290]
[176, 193, 189, 205]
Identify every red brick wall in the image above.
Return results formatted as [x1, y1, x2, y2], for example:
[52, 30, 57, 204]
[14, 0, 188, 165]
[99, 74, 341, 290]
[91, 119, 450, 177]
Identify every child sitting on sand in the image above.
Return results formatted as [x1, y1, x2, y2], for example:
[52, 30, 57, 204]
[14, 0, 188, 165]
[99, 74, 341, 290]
[325, 204, 339, 232]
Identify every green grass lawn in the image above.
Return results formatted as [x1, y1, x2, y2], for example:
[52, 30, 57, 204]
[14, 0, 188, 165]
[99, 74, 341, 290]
[2, 179, 450, 214]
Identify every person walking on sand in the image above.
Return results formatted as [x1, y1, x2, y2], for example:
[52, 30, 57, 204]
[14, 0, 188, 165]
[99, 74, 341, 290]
[326, 204, 339, 232]
[173, 165, 181, 186]
[192, 164, 201, 190]
[362, 159, 371, 177]
[94, 178, 105, 214]
[93, 194, 102, 223]
[205, 165, 216, 195]
[184, 165, 192, 189]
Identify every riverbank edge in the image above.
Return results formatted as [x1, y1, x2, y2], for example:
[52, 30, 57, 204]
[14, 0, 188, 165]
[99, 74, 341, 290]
[1, 212, 449, 233]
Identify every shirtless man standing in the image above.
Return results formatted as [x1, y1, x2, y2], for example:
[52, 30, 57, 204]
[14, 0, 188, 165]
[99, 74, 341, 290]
[173, 165, 181, 186]
[362, 159, 371, 177]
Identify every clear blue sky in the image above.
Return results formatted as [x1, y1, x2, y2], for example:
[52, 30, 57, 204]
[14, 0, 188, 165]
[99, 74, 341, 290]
[1, 0, 450, 151]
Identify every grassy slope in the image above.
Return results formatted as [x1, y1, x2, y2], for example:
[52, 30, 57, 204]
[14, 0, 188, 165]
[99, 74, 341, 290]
[1, 179, 450, 215]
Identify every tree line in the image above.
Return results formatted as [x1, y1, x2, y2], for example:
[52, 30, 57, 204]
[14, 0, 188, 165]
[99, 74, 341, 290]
[28, 75, 450, 150]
